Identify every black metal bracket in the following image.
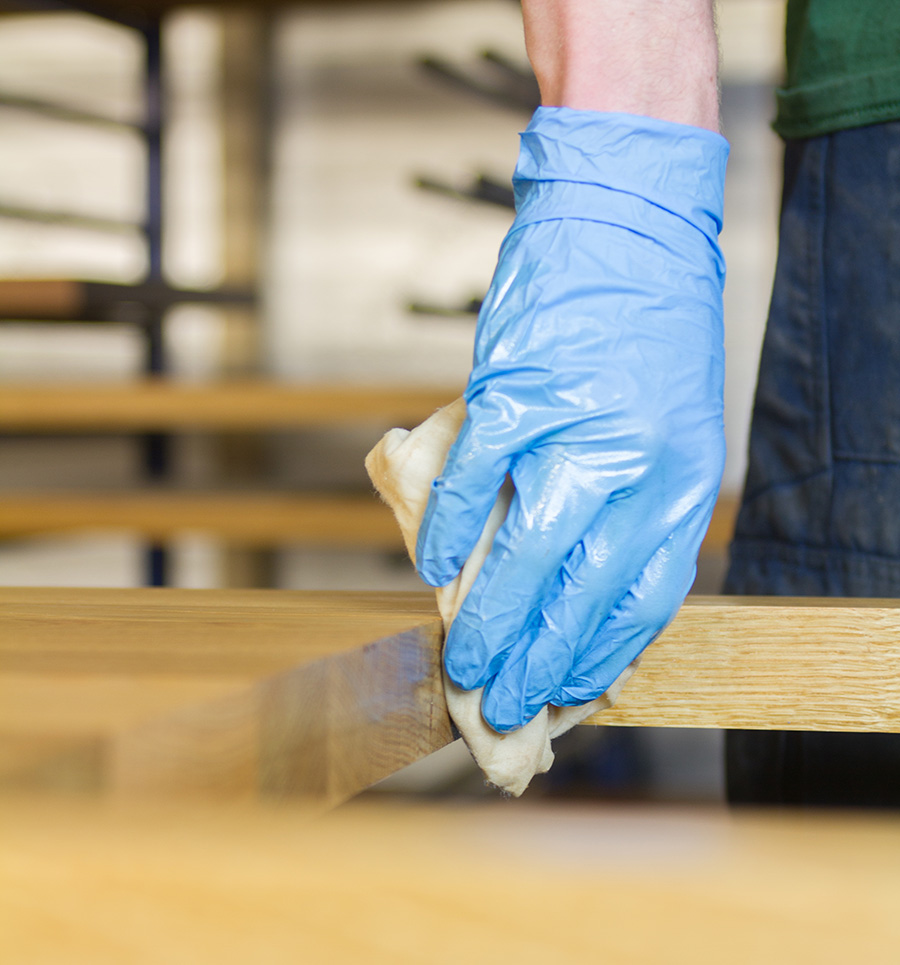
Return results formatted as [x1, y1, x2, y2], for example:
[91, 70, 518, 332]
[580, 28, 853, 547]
[407, 296, 482, 319]
[418, 48, 539, 113]
[413, 172, 515, 211]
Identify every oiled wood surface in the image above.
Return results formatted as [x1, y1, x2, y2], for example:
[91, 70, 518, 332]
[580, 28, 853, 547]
[0, 380, 457, 431]
[586, 596, 900, 732]
[0, 588, 438, 672]
[0, 589, 449, 803]
[2, 799, 899, 965]
[5, 590, 900, 801]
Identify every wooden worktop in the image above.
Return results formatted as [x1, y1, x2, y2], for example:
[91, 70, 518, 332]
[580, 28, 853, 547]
[1, 797, 898, 964]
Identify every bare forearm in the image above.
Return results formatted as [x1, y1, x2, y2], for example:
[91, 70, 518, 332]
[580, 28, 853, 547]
[521, 0, 720, 131]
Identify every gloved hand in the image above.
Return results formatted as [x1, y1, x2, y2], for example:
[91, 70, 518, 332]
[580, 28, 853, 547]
[416, 107, 729, 733]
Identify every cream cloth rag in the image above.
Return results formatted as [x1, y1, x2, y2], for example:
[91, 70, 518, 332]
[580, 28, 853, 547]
[365, 398, 638, 796]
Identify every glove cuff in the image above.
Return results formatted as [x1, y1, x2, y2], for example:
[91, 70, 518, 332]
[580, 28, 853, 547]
[513, 107, 729, 242]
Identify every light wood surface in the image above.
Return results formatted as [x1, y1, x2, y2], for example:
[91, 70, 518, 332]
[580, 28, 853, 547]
[0, 380, 457, 431]
[0, 589, 449, 804]
[1, 798, 899, 964]
[4, 590, 900, 803]
[584, 596, 900, 732]
[0, 490, 405, 548]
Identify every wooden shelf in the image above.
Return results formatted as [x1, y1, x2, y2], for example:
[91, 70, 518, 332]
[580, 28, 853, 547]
[0, 491, 405, 549]
[0, 380, 458, 432]
[0, 489, 736, 554]
[0, 380, 736, 551]
[0, 279, 254, 320]
[701, 492, 737, 553]
[0, 487, 736, 553]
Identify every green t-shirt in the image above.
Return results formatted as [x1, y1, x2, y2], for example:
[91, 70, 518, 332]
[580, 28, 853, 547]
[774, 0, 900, 138]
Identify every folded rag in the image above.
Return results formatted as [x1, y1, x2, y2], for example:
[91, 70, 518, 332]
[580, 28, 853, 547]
[366, 398, 638, 795]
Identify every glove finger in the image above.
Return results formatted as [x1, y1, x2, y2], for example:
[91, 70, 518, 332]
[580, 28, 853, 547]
[443, 445, 609, 692]
[554, 500, 715, 707]
[479, 486, 686, 732]
[415, 413, 511, 587]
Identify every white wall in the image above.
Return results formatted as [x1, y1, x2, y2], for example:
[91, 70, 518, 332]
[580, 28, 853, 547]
[266, 0, 785, 487]
[0, 0, 785, 588]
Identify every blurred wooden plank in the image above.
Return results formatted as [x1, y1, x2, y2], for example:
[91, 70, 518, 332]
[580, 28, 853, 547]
[0, 486, 744, 556]
[0, 280, 253, 320]
[701, 492, 737, 553]
[0, 380, 457, 431]
[0, 490, 405, 548]
[2, 800, 899, 964]
[0, 484, 734, 556]
[0, 279, 82, 317]
[586, 596, 900, 732]
[0, 589, 449, 804]
[0, 0, 441, 14]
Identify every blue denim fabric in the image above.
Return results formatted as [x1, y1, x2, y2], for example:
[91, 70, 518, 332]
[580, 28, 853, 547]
[725, 122, 900, 806]
[727, 121, 900, 596]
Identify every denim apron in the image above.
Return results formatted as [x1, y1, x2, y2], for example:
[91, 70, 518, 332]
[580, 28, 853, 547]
[725, 121, 900, 805]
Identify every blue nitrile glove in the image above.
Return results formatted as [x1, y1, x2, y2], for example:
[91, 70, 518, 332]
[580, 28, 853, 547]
[416, 107, 728, 733]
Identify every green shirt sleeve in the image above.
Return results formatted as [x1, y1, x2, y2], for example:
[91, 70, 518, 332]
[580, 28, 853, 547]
[775, 0, 900, 139]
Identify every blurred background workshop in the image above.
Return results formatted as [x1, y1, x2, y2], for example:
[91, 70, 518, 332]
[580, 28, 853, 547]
[3, 3, 897, 962]
[0, 0, 782, 802]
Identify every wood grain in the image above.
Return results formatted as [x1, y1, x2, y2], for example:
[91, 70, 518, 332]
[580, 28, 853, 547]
[586, 596, 900, 732]
[0, 589, 449, 805]
[5, 591, 900, 803]
[2, 799, 899, 964]
[0, 380, 458, 431]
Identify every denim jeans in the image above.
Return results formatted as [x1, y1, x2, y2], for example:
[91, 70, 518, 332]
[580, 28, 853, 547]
[724, 121, 900, 806]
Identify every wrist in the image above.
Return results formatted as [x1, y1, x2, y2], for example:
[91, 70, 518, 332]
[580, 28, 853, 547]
[522, 0, 721, 133]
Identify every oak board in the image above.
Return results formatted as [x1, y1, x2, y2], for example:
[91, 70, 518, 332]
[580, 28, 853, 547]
[4, 590, 900, 802]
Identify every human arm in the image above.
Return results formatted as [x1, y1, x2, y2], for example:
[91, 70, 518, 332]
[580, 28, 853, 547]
[521, 0, 720, 128]
[416, 1, 728, 733]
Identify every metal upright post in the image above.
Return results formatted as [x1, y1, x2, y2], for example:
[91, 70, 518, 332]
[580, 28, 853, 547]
[142, 17, 169, 587]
